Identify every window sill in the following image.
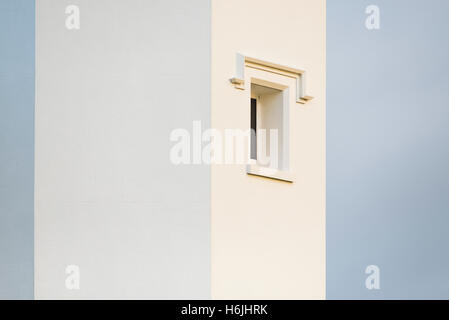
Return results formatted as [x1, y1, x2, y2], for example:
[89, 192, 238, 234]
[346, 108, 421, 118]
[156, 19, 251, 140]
[246, 164, 293, 183]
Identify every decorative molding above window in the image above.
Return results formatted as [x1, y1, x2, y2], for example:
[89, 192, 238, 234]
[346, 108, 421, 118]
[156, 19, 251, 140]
[230, 53, 313, 104]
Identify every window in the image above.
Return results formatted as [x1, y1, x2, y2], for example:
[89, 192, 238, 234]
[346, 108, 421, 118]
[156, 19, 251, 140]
[231, 54, 314, 182]
[250, 84, 285, 170]
[250, 97, 257, 160]
[246, 78, 292, 182]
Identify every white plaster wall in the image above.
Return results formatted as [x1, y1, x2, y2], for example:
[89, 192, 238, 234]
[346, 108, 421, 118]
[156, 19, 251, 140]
[35, 0, 210, 299]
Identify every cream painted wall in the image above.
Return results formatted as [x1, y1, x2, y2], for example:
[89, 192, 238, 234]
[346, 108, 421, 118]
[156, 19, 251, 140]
[211, 0, 326, 299]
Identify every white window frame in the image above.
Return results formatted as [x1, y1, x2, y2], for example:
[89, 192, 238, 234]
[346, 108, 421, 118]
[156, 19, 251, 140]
[246, 69, 294, 182]
[230, 54, 313, 183]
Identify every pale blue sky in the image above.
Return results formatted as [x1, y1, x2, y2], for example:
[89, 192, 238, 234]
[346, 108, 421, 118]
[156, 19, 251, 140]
[327, 0, 449, 299]
[0, 0, 34, 299]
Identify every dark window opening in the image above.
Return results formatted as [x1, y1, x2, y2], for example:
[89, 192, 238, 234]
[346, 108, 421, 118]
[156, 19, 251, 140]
[250, 98, 257, 160]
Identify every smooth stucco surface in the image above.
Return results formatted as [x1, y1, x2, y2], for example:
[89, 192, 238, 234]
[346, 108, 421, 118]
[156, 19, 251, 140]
[35, 0, 210, 299]
[211, 0, 326, 299]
